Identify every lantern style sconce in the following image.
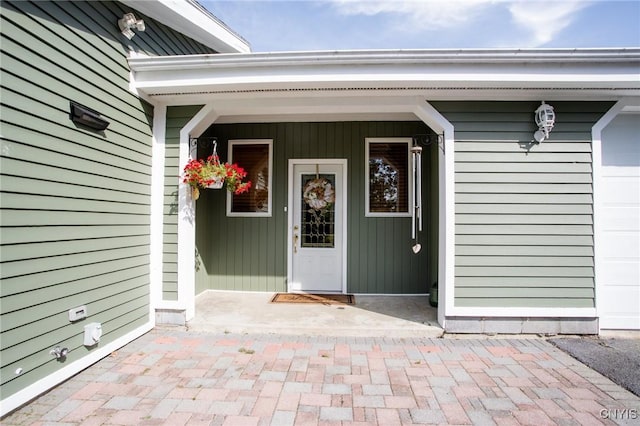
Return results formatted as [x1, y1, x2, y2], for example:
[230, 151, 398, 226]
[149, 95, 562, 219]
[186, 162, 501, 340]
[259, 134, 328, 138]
[533, 101, 556, 143]
[118, 12, 145, 39]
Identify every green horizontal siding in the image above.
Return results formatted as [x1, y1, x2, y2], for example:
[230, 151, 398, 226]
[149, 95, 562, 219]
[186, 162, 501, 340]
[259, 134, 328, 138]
[455, 141, 593, 153]
[456, 173, 592, 183]
[457, 193, 593, 204]
[456, 162, 592, 173]
[455, 245, 594, 257]
[455, 298, 594, 308]
[455, 266, 594, 276]
[0, 0, 215, 402]
[455, 152, 593, 162]
[456, 234, 594, 246]
[455, 204, 592, 214]
[433, 101, 612, 309]
[456, 214, 593, 225]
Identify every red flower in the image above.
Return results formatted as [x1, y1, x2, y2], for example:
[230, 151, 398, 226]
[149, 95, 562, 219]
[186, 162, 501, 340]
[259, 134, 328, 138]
[234, 181, 252, 195]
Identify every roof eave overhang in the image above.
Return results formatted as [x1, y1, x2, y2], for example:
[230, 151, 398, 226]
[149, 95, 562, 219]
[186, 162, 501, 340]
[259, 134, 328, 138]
[129, 48, 640, 118]
[120, 0, 250, 53]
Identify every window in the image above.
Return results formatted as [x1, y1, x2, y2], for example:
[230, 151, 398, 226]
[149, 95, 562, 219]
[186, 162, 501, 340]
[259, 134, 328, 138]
[365, 138, 411, 216]
[227, 139, 273, 216]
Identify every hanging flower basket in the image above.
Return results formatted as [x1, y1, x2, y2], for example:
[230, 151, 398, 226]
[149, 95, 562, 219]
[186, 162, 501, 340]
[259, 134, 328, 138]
[183, 155, 251, 200]
[206, 178, 224, 189]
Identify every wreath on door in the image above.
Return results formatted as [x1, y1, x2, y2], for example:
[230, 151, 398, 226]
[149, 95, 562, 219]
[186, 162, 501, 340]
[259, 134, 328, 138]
[303, 178, 335, 211]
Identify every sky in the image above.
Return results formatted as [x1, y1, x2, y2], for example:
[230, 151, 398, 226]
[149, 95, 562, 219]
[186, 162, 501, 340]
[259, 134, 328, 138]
[200, 0, 640, 52]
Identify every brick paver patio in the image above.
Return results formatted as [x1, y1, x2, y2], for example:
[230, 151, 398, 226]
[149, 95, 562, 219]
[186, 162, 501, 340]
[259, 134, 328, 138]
[3, 329, 639, 425]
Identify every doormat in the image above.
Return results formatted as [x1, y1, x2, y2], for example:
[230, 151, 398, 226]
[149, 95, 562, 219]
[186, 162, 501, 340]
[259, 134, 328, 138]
[270, 293, 355, 305]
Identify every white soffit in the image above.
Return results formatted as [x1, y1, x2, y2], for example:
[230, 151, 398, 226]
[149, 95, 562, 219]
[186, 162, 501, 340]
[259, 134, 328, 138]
[120, 0, 250, 53]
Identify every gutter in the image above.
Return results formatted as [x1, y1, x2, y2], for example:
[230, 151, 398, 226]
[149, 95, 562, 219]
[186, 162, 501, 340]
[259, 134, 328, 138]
[127, 48, 640, 100]
[129, 48, 640, 71]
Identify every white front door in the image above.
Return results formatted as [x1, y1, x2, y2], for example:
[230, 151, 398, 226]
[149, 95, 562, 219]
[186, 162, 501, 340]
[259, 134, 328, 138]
[288, 160, 346, 293]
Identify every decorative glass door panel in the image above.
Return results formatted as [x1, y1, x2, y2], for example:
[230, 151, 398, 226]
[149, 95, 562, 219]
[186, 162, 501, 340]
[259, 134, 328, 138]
[301, 174, 335, 248]
[290, 162, 345, 293]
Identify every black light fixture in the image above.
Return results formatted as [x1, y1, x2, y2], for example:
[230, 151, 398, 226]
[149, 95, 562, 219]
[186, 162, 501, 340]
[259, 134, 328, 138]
[69, 102, 109, 131]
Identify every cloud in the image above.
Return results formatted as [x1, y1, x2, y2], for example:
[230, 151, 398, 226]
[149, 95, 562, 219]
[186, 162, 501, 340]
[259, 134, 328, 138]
[329, 0, 496, 29]
[328, 0, 591, 46]
[508, 1, 590, 45]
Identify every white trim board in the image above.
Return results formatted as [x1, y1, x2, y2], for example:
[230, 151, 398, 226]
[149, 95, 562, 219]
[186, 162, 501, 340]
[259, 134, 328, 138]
[364, 138, 413, 218]
[592, 99, 640, 331]
[149, 103, 166, 326]
[226, 139, 274, 217]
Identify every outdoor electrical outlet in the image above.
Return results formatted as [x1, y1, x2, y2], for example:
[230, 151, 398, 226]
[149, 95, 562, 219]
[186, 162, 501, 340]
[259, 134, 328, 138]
[83, 323, 102, 347]
[68, 306, 87, 322]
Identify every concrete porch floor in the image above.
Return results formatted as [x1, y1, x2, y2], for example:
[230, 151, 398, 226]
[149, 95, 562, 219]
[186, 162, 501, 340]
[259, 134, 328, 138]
[188, 291, 443, 338]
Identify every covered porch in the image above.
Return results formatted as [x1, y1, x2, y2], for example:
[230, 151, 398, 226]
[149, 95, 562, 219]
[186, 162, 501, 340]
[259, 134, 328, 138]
[130, 49, 638, 332]
[132, 51, 456, 327]
[188, 291, 442, 338]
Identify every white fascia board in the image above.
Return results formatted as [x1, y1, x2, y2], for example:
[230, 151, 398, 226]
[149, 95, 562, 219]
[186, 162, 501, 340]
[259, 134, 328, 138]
[127, 47, 640, 71]
[129, 48, 640, 68]
[128, 48, 640, 99]
[120, 0, 250, 53]
[131, 71, 640, 90]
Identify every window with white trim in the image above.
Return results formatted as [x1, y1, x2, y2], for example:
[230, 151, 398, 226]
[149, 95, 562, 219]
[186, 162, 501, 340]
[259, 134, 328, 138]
[365, 138, 411, 216]
[227, 139, 273, 216]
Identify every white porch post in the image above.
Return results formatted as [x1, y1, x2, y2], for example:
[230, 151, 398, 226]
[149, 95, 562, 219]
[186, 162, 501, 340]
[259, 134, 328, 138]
[149, 103, 167, 324]
[413, 100, 455, 329]
[177, 105, 220, 321]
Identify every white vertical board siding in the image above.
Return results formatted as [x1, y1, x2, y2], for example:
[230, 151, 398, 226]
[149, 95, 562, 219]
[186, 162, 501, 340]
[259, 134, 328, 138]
[432, 101, 612, 309]
[598, 113, 640, 329]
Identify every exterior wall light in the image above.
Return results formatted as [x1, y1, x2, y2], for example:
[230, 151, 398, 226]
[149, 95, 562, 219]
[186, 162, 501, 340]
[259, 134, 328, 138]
[69, 102, 110, 131]
[533, 101, 556, 143]
[118, 12, 145, 39]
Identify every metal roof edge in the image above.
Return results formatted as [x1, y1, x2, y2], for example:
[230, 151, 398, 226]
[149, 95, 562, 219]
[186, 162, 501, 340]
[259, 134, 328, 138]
[129, 47, 640, 70]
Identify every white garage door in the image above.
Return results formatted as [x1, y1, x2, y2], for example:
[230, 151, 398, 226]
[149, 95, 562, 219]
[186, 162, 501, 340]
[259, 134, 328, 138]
[598, 113, 640, 330]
